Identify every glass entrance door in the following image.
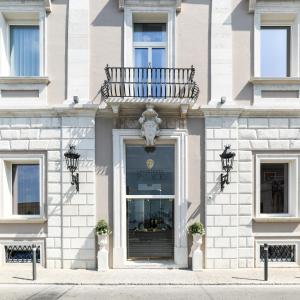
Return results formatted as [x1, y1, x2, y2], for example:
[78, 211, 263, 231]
[126, 145, 175, 259]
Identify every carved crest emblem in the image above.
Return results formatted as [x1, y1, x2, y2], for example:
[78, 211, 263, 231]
[139, 104, 162, 147]
[146, 159, 154, 170]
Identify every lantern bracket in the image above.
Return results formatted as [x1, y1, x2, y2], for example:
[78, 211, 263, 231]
[219, 145, 235, 192]
[64, 145, 80, 192]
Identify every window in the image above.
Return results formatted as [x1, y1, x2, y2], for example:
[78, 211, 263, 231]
[255, 155, 298, 219]
[133, 23, 167, 97]
[12, 164, 40, 215]
[5, 245, 41, 263]
[0, 154, 45, 220]
[0, 10, 46, 77]
[10, 25, 40, 76]
[260, 163, 288, 214]
[255, 240, 299, 267]
[133, 23, 167, 68]
[260, 26, 290, 77]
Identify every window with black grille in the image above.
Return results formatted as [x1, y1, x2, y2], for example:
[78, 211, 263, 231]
[260, 244, 296, 262]
[5, 245, 40, 263]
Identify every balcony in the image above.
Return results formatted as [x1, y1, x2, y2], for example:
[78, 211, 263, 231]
[101, 65, 199, 112]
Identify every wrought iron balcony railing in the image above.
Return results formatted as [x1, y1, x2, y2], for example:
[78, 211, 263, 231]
[101, 65, 199, 101]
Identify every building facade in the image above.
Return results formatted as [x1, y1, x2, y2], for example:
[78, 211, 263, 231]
[0, 0, 299, 270]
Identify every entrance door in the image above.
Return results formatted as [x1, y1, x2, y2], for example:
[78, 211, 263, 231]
[126, 145, 175, 259]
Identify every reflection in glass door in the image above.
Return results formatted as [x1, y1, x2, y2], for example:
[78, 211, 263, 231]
[126, 145, 175, 259]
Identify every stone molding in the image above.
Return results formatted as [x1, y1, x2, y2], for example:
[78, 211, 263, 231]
[119, 0, 181, 11]
[112, 128, 188, 268]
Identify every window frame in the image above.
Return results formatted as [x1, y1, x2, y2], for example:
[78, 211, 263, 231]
[260, 25, 291, 78]
[254, 11, 298, 78]
[0, 10, 46, 77]
[0, 153, 45, 221]
[255, 154, 298, 219]
[124, 7, 175, 68]
[133, 23, 168, 68]
[8, 21, 41, 77]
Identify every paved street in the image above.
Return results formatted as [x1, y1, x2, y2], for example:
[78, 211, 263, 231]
[0, 285, 300, 300]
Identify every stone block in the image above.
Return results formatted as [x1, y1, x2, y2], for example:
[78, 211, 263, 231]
[214, 259, 230, 268]
[257, 129, 279, 139]
[71, 216, 87, 227]
[290, 118, 300, 128]
[206, 205, 222, 216]
[214, 129, 230, 139]
[11, 118, 30, 128]
[0, 141, 10, 150]
[239, 151, 252, 161]
[222, 205, 238, 216]
[40, 129, 61, 139]
[214, 216, 230, 226]
[269, 140, 289, 149]
[1, 129, 20, 139]
[215, 237, 230, 248]
[10, 140, 29, 150]
[20, 129, 39, 139]
[250, 140, 268, 149]
[279, 129, 300, 139]
[206, 248, 222, 259]
[269, 118, 289, 128]
[248, 118, 268, 128]
[79, 205, 94, 216]
[222, 248, 237, 259]
[239, 130, 257, 140]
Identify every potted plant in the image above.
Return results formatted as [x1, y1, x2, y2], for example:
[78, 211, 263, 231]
[187, 222, 205, 245]
[96, 219, 111, 249]
[188, 221, 205, 271]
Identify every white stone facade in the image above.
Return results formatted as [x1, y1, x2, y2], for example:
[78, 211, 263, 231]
[0, 115, 96, 269]
[205, 115, 300, 269]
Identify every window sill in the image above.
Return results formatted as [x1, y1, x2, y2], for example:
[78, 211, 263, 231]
[250, 77, 300, 85]
[0, 76, 50, 85]
[253, 217, 300, 223]
[0, 217, 47, 224]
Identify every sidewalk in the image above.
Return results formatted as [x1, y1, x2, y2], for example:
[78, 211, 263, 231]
[1, 265, 300, 285]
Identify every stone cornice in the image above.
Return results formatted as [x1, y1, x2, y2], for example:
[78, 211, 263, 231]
[119, 0, 181, 11]
[0, 0, 52, 12]
[0, 104, 98, 117]
[201, 105, 300, 117]
[3, 103, 300, 118]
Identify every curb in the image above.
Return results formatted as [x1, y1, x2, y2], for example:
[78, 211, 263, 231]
[1, 282, 300, 286]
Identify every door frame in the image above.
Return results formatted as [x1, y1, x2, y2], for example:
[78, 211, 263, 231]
[112, 129, 188, 268]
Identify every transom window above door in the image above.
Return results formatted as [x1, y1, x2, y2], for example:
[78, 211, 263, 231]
[126, 145, 174, 196]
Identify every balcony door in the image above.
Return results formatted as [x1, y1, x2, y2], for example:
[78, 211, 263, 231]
[126, 145, 175, 259]
[133, 23, 167, 97]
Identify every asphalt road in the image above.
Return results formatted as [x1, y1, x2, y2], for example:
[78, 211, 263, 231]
[0, 285, 299, 300]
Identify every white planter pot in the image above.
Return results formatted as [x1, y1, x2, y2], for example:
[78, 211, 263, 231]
[193, 233, 203, 247]
[97, 234, 108, 250]
[97, 234, 109, 271]
[192, 233, 204, 271]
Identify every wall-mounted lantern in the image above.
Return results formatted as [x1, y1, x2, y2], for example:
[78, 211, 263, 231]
[64, 145, 80, 192]
[219, 145, 235, 192]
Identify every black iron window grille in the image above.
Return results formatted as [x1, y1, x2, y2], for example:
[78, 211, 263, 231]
[101, 65, 199, 100]
[5, 245, 41, 263]
[259, 244, 296, 263]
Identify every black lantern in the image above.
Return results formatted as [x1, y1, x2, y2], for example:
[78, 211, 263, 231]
[219, 145, 235, 192]
[64, 145, 80, 192]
